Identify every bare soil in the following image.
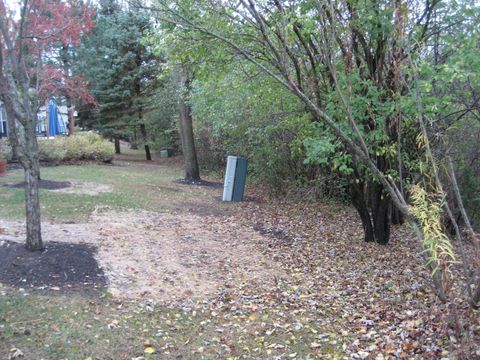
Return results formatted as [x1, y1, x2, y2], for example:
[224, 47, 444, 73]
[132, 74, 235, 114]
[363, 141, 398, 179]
[0, 206, 283, 305]
[49, 181, 113, 196]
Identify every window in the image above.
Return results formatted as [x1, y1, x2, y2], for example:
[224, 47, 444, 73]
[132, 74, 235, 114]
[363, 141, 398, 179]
[0, 103, 6, 135]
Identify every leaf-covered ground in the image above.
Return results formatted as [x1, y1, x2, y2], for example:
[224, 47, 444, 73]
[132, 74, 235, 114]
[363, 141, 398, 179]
[234, 197, 480, 359]
[0, 151, 479, 359]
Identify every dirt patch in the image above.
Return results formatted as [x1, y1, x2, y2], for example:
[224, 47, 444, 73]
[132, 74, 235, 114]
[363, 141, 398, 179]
[49, 181, 113, 196]
[0, 208, 283, 304]
[91, 208, 283, 304]
[0, 240, 106, 292]
[6, 179, 72, 190]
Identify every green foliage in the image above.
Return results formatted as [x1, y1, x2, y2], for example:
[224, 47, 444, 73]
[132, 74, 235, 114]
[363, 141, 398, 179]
[244, 125, 301, 192]
[303, 123, 355, 176]
[190, 62, 331, 193]
[415, 2, 480, 231]
[75, 1, 164, 144]
[38, 133, 114, 163]
[39, 140, 68, 162]
[0, 139, 9, 160]
[142, 75, 179, 151]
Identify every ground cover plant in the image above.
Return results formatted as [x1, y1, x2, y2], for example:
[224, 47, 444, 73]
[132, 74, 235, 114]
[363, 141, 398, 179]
[0, 150, 479, 359]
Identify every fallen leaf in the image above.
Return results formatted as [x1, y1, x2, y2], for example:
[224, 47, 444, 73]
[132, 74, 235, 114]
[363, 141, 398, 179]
[144, 347, 155, 354]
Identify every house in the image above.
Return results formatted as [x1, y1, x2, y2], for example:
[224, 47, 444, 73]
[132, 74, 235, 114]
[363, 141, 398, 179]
[0, 99, 70, 138]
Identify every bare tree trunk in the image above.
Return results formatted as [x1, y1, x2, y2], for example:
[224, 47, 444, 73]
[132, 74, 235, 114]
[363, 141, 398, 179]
[350, 179, 375, 242]
[447, 156, 478, 247]
[23, 115, 43, 250]
[66, 97, 75, 136]
[177, 69, 200, 180]
[45, 98, 50, 137]
[350, 167, 392, 244]
[144, 143, 152, 161]
[60, 46, 75, 136]
[0, 39, 43, 251]
[446, 158, 480, 307]
[1, 90, 42, 251]
[130, 127, 138, 149]
[391, 204, 404, 226]
[372, 193, 391, 245]
[140, 123, 152, 161]
[25, 160, 42, 250]
[114, 137, 121, 154]
[4, 96, 20, 161]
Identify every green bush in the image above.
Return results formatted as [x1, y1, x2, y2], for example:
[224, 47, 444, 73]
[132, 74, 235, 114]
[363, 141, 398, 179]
[0, 139, 9, 160]
[38, 132, 114, 163]
[38, 140, 68, 162]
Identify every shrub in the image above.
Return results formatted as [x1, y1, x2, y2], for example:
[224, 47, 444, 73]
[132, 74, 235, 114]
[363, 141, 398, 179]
[38, 132, 114, 163]
[38, 140, 68, 162]
[0, 139, 9, 160]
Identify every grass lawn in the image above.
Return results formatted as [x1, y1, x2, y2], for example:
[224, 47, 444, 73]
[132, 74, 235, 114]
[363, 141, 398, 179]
[0, 160, 208, 222]
[0, 292, 337, 359]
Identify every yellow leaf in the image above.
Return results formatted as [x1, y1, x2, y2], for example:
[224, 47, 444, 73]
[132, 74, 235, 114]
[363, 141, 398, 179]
[144, 347, 156, 354]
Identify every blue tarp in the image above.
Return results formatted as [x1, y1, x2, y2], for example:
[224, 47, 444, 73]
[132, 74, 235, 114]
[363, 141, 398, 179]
[48, 97, 64, 136]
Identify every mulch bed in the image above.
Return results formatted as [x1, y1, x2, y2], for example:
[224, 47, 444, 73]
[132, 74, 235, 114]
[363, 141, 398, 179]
[5, 179, 72, 190]
[0, 240, 107, 293]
